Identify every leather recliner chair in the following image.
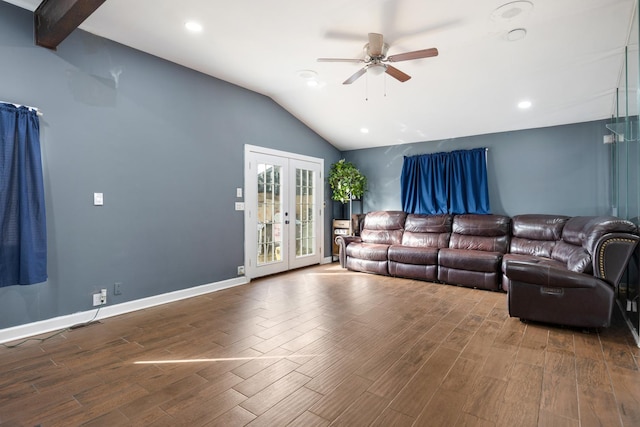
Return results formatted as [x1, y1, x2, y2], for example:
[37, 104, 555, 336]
[505, 216, 639, 328]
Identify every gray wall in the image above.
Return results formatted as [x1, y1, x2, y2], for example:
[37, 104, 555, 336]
[343, 120, 613, 217]
[0, 2, 340, 329]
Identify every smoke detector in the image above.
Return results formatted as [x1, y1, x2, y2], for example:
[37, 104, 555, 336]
[491, 1, 534, 22]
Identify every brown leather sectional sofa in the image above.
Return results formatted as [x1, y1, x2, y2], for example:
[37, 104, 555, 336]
[335, 211, 639, 328]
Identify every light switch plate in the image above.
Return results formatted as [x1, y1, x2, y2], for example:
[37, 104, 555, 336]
[235, 202, 245, 211]
[236, 188, 243, 198]
[93, 193, 104, 206]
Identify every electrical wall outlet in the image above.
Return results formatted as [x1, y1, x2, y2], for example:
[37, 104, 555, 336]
[93, 289, 107, 306]
[114, 282, 122, 295]
[237, 265, 245, 276]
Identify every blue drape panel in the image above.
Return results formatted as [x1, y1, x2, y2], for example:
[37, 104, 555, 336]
[401, 148, 490, 215]
[0, 103, 47, 286]
[425, 152, 449, 214]
[400, 155, 419, 213]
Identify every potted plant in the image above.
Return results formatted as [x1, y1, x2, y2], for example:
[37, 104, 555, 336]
[328, 159, 367, 220]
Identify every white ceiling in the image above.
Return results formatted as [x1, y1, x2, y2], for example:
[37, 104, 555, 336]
[5, 0, 638, 151]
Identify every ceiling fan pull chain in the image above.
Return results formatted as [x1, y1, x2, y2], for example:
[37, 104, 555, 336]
[365, 71, 369, 101]
[384, 74, 387, 97]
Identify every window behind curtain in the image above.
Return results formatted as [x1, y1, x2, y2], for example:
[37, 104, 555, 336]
[401, 148, 490, 215]
[0, 103, 47, 286]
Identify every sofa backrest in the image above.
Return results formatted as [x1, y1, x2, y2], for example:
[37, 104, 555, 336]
[401, 214, 452, 248]
[360, 211, 407, 245]
[449, 214, 511, 253]
[510, 214, 569, 258]
[552, 216, 638, 273]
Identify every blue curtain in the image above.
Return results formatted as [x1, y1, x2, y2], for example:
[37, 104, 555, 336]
[401, 148, 490, 215]
[0, 103, 47, 286]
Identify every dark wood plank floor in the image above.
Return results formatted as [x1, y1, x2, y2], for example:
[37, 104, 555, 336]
[1, 263, 640, 426]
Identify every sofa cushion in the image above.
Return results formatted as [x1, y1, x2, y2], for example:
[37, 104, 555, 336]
[512, 214, 569, 240]
[360, 211, 407, 245]
[501, 253, 564, 273]
[404, 214, 452, 233]
[346, 242, 389, 262]
[439, 248, 502, 273]
[389, 262, 437, 281]
[361, 229, 404, 245]
[438, 266, 500, 290]
[346, 258, 389, 275]
[362, 210, 406, 230]
[388, 245, 438, 265]
[510, 238, 556, 258]
[400, 214, 451, 248]
[552, 241, 592, 274]
[560, 216, 593, 246]
[452, 214, 511, 237]
[450, 214, 510, 253]
[510, 214, 569, 258]
[449, 234, 510, 253]
[402, 232, 449, 248]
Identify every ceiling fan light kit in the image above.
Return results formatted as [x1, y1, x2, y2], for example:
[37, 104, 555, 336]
[318, 32, 438, 85]
[366, 64, 386, 76]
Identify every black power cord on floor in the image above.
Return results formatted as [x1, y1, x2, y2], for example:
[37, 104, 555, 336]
[1, 306, 103, 349]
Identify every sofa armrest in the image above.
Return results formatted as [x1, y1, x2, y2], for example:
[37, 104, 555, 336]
[505, 259, 616, 328]
[592, 233, 639, 286]
[335, 235, 361, 268]
[504, 260, 605, 290]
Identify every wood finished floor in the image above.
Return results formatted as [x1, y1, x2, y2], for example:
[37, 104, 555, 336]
[1, 263, 640, 426]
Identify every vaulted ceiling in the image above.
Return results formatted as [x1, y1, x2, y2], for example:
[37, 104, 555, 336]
[5, 0, 638, 151]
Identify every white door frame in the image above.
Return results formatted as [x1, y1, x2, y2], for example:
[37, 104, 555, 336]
[244, 145, 324, 280]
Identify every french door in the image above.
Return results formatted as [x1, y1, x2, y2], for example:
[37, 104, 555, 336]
[244, 145, 323, 279]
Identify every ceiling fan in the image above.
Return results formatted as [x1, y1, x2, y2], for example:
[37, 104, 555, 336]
[318, 32, 438, 85]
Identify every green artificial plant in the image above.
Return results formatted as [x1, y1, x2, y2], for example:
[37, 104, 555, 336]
[328, 159, 367, 204]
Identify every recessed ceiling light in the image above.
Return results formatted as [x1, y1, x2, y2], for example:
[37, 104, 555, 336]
[297, 70, 320, 88]
[360, 128, 369, 134]
[518, 100, 532, 109]
[506, 28, 527, 41]
[297, 70, 318, 80]
[185, 21, 203, 33]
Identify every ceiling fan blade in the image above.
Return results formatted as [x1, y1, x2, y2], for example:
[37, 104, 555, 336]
[368, 33, 384, 56]
[387, 48, 439, 62]
[385, 65, 411, 82]
[317, 58, 364, 63]
[343, 67, 367, 85]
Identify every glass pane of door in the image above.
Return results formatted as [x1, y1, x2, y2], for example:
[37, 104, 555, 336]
[295, 167, 315, 258]
[257, 162, 283, 266]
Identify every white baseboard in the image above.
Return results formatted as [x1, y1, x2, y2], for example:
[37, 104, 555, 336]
[0, 276, 249, 345]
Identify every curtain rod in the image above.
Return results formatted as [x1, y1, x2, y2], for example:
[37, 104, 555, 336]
[0, 100, 43, 117]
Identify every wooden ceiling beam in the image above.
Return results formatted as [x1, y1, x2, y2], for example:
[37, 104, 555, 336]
[34, 0, 107, 50]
